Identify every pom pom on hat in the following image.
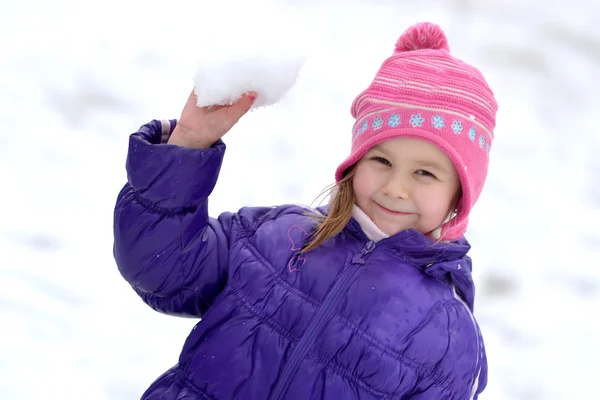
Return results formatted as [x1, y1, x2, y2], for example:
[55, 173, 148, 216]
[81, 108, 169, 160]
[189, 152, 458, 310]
[394, 22, 450, 53]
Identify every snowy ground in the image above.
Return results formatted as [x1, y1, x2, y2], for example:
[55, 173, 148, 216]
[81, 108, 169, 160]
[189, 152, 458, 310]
[1, 0, 599, 399]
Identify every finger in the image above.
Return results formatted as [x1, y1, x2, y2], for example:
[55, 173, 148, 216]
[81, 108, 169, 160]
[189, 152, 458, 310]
[188, 90, 227, 113]
[205, 104, 227, 112]
[224, 92, 257, 127]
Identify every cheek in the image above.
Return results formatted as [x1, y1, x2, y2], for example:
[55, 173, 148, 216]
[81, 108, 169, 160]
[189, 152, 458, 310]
[352, 169, 377, 201]
[416, 187, 454, 214]
[352, 177, 367, 201]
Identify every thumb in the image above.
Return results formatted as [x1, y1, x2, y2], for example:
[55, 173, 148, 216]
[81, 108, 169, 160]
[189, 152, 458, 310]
[224, 92, 257, 127]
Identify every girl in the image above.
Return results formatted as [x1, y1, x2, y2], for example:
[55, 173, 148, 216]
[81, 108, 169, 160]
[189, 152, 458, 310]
[114, 22, 497, 399]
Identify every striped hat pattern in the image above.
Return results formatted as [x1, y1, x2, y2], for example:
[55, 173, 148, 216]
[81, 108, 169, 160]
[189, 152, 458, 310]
[335, 22, 498, 240]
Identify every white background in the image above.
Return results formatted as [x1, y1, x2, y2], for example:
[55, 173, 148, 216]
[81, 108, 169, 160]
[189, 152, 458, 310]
[1, 0, 599, 398]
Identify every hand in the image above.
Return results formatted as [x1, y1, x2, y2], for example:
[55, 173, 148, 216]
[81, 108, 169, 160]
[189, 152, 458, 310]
[168, 90, 257, 149]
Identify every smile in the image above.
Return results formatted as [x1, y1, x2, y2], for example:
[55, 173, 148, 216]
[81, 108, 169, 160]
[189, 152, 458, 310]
[375, 202, 413, 216]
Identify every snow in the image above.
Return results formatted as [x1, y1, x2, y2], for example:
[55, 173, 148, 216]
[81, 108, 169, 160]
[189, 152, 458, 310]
[193, 52, 304, 109]
[1, 0, 599, 399]
[192, 2, 305, 109]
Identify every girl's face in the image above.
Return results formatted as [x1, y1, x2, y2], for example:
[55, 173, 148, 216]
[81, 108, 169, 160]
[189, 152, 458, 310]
[352, 137, 460, 237]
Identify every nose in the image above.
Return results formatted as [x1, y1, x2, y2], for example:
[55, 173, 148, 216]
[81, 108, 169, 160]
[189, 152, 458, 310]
[382, 173, 410, 199]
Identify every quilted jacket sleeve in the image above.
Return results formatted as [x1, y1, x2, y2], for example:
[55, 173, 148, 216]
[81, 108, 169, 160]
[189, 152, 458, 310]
[113, 119, 234, 318]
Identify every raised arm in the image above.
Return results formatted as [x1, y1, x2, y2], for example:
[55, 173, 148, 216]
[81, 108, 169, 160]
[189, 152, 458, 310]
[114, 119, 233, 317]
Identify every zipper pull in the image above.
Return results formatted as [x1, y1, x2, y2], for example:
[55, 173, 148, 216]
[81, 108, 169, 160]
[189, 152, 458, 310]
[352, 240, 375, 264]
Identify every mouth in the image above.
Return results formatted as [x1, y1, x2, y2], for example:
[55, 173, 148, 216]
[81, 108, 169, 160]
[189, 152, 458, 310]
[375, 202, 413, 216]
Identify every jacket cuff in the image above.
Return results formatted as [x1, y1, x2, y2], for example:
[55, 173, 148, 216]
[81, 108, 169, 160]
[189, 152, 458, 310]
[126, 119, 225, 210]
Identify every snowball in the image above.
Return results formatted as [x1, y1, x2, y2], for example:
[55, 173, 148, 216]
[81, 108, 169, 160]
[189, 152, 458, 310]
[193, 52, 304, 109]
[190, 0, 306, 111]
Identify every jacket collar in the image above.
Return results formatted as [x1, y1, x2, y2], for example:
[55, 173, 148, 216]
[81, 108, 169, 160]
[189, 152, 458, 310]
[351, 205, 389, 242]
[316, 204, 477, 310]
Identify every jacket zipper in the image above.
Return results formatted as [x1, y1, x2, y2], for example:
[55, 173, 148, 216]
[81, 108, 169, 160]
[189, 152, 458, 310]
[269, 240, 376, 400]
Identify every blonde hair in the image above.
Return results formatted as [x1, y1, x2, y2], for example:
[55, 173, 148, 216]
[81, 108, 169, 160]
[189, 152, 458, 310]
[301, 168, 356, 253]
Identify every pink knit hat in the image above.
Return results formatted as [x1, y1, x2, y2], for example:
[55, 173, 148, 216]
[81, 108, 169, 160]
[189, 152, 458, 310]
[335, 22, 498, 240]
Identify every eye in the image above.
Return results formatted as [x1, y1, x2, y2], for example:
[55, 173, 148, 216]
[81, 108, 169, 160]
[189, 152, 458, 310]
[415, 169, 437, 179]
[371, 156, 392, 166]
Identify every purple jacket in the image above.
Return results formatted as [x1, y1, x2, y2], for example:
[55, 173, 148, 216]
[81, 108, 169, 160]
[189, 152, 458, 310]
[114, 120, 487, 400]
